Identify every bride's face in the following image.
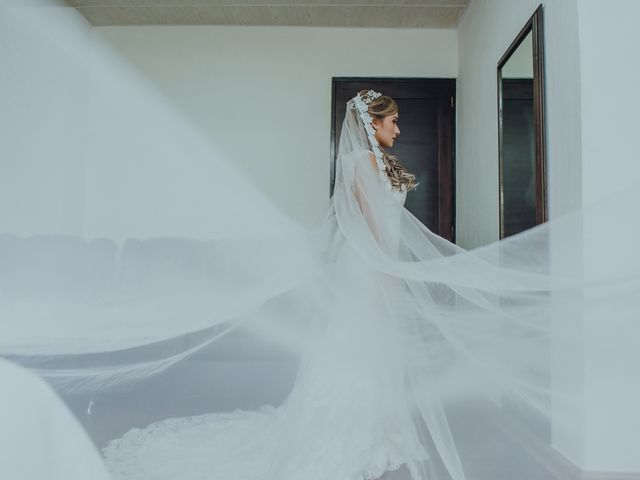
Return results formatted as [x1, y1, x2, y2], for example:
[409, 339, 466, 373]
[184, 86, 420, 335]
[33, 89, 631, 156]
[372, 113, 400, 148]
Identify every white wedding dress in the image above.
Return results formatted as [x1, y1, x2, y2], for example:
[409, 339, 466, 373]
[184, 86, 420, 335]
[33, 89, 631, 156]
[102, 171, 428, 480]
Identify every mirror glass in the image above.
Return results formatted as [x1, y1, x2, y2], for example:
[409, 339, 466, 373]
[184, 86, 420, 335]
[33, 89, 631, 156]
[498, 7, 546, 239]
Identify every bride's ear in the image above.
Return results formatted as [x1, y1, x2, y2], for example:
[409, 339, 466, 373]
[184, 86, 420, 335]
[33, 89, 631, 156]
[371, 118, 379, 130]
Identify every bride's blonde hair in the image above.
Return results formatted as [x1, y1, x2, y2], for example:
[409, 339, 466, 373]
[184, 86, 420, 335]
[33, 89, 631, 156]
[360, 90, 419, 192]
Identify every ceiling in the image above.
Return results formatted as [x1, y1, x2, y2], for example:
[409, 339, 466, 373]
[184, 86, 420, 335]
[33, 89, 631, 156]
[64, 0, 470, 28]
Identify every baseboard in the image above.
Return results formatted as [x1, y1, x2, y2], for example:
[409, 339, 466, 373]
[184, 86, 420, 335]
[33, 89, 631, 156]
[582, 472, 640, 480]
[499, 413, 640, 480]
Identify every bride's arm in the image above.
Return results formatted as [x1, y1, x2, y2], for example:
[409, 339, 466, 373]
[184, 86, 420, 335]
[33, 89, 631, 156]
[352, 153, 382, 245]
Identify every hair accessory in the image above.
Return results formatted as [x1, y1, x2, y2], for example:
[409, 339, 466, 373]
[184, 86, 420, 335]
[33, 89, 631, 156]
[352, 90, 386, 171]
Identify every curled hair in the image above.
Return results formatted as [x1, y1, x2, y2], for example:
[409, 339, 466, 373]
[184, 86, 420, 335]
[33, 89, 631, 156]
[358, 90, 419, 192]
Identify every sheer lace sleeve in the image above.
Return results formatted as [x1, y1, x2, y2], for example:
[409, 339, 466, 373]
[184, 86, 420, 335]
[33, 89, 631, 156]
[333, 149, 404, 259]
[352, 153, 383, 245]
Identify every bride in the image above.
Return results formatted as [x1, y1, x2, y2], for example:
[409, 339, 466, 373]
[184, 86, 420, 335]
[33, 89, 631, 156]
[3, 87, 638, 480]
[103, 90, 443, 480]
[96, 89, 571, 480]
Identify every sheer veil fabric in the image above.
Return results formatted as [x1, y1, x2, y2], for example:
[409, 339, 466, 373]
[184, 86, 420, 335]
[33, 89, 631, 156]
[1, 4, 640, 479]
[0, 359, 112, 480]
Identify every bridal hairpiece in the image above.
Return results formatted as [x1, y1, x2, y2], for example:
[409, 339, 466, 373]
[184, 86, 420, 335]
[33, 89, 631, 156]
[352, 90, 386, 171]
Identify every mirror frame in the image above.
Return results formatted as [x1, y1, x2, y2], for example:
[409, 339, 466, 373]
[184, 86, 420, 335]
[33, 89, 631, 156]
[497, 4, 547, 239]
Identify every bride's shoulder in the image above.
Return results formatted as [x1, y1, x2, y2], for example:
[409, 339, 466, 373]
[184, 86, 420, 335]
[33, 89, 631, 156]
[366, 151, 378, 173]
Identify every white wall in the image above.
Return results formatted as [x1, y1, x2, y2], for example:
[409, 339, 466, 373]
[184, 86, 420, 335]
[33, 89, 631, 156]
[578, 0, 640, 203]
[456, 0, 583, 250]
[458, 0, 640, 473]
[576, 0, 640, 473]
[456, 0, 585, 466]
[1, 17, 456, 241]
[91, 26, 458, 234]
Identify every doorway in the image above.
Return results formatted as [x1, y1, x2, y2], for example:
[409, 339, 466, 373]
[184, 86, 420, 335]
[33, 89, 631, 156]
[331, 78, 456, 242]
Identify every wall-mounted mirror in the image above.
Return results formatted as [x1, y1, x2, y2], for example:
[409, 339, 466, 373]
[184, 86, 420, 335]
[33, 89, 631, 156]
[498, 5, 547, 239]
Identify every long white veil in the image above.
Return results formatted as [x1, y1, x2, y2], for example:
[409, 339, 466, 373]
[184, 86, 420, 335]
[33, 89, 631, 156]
[1, 2, 639, 479]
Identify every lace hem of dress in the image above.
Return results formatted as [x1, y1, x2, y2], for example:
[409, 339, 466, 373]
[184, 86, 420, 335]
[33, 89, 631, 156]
[102, 404, 428, 480]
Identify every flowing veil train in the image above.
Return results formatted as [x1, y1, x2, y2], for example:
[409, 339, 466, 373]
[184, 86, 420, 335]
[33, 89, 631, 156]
[1, 3, 639, 480]
[3, 86, 638, 480]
